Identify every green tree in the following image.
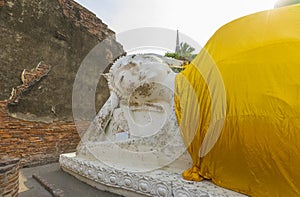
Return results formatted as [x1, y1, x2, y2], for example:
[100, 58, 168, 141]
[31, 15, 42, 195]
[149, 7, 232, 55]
[164, 42, 198, 72]
[178, 42, 195, 57]
[165, 42, 197, 61]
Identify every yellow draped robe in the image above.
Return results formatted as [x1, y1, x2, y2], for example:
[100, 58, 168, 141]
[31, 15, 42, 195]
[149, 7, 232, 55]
[175, 4, 300, 196]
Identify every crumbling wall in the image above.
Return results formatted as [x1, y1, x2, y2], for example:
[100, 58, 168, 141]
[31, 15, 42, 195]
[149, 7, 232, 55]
[57, 0, 114, 40]
[0, 0, 124, 166]
[0, 101, 82, 166]
[0, 158, 20, 196]
[0, 0, 123, 121]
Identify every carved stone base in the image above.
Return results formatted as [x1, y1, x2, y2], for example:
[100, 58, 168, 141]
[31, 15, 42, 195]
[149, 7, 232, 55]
[59, 153, 245, 197]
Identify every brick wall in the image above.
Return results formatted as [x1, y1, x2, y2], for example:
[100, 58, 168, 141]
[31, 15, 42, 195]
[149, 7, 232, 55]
[0, 158, 20, 197]
[0, 101, 82, 167]
[57, 0, 114, 41]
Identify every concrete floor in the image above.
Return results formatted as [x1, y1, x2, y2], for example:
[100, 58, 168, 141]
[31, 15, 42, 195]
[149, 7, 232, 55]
[19, 163, 121, 197]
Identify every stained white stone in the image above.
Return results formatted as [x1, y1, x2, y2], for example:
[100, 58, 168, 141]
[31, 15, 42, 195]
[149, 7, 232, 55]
[60, 153, 246, 197]
[60, 54, 246, 197]
[124, 178, 132, 187]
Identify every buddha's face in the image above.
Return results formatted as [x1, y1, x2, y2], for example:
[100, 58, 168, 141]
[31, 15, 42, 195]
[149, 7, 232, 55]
[110, 54, 174, 99]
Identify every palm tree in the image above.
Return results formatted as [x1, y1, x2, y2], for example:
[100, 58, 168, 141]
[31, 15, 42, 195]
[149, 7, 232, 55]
[178, 42, 195, 61]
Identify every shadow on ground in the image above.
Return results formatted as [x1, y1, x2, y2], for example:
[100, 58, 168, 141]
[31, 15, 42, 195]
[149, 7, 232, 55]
[19, 163, 121, 197]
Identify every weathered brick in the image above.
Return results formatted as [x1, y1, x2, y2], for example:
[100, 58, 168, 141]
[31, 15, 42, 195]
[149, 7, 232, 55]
[3, 190, 14, 197]
[7, 172, 18, 183]
[0, 158, 19, 197]
[0, 172, 5, 179]
[4, 182, 16, 193]
[6, 167, 16, 176]
[57, 0, 114, 40]
[11, 189, 18, 197]
[0, 100, 80, 165]
[1, 134, 12, 138]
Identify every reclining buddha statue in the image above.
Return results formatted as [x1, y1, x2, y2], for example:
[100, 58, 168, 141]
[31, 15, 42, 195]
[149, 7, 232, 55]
[77, 54, 191, 172]
[63, 4, 300, 197]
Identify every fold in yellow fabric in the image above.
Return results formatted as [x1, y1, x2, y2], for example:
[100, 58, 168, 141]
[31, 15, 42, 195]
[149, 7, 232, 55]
[175, 4, 300, 196]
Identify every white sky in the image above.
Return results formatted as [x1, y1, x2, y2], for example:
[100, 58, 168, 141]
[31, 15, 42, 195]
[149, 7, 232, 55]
[74, 0, 276, 49]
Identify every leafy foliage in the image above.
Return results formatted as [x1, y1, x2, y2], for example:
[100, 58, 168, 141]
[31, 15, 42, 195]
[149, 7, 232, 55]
[164, 42, 198, 72]
[165, 52, 182, 60]
[178, 42, 195, 59]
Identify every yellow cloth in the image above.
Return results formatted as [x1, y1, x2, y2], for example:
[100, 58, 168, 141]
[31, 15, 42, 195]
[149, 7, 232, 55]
[175, 5, 300, 196]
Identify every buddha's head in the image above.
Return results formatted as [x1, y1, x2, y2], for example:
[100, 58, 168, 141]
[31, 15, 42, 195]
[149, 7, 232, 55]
[105, 54, 175, 101]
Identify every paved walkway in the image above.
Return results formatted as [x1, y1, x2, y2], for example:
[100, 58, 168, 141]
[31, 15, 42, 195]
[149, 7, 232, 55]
[19, 163, 121, 197]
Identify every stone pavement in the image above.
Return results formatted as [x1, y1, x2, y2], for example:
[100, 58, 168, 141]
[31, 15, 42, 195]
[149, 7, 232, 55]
[19, 162, 121, 197]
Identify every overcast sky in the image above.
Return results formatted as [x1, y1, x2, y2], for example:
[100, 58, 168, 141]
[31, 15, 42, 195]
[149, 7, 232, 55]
[74, 0, 276, 50]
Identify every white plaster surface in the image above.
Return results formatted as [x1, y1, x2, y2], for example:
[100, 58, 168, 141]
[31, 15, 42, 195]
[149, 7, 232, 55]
[60, 153, 246, 197]
[62, 54, 246, 197]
